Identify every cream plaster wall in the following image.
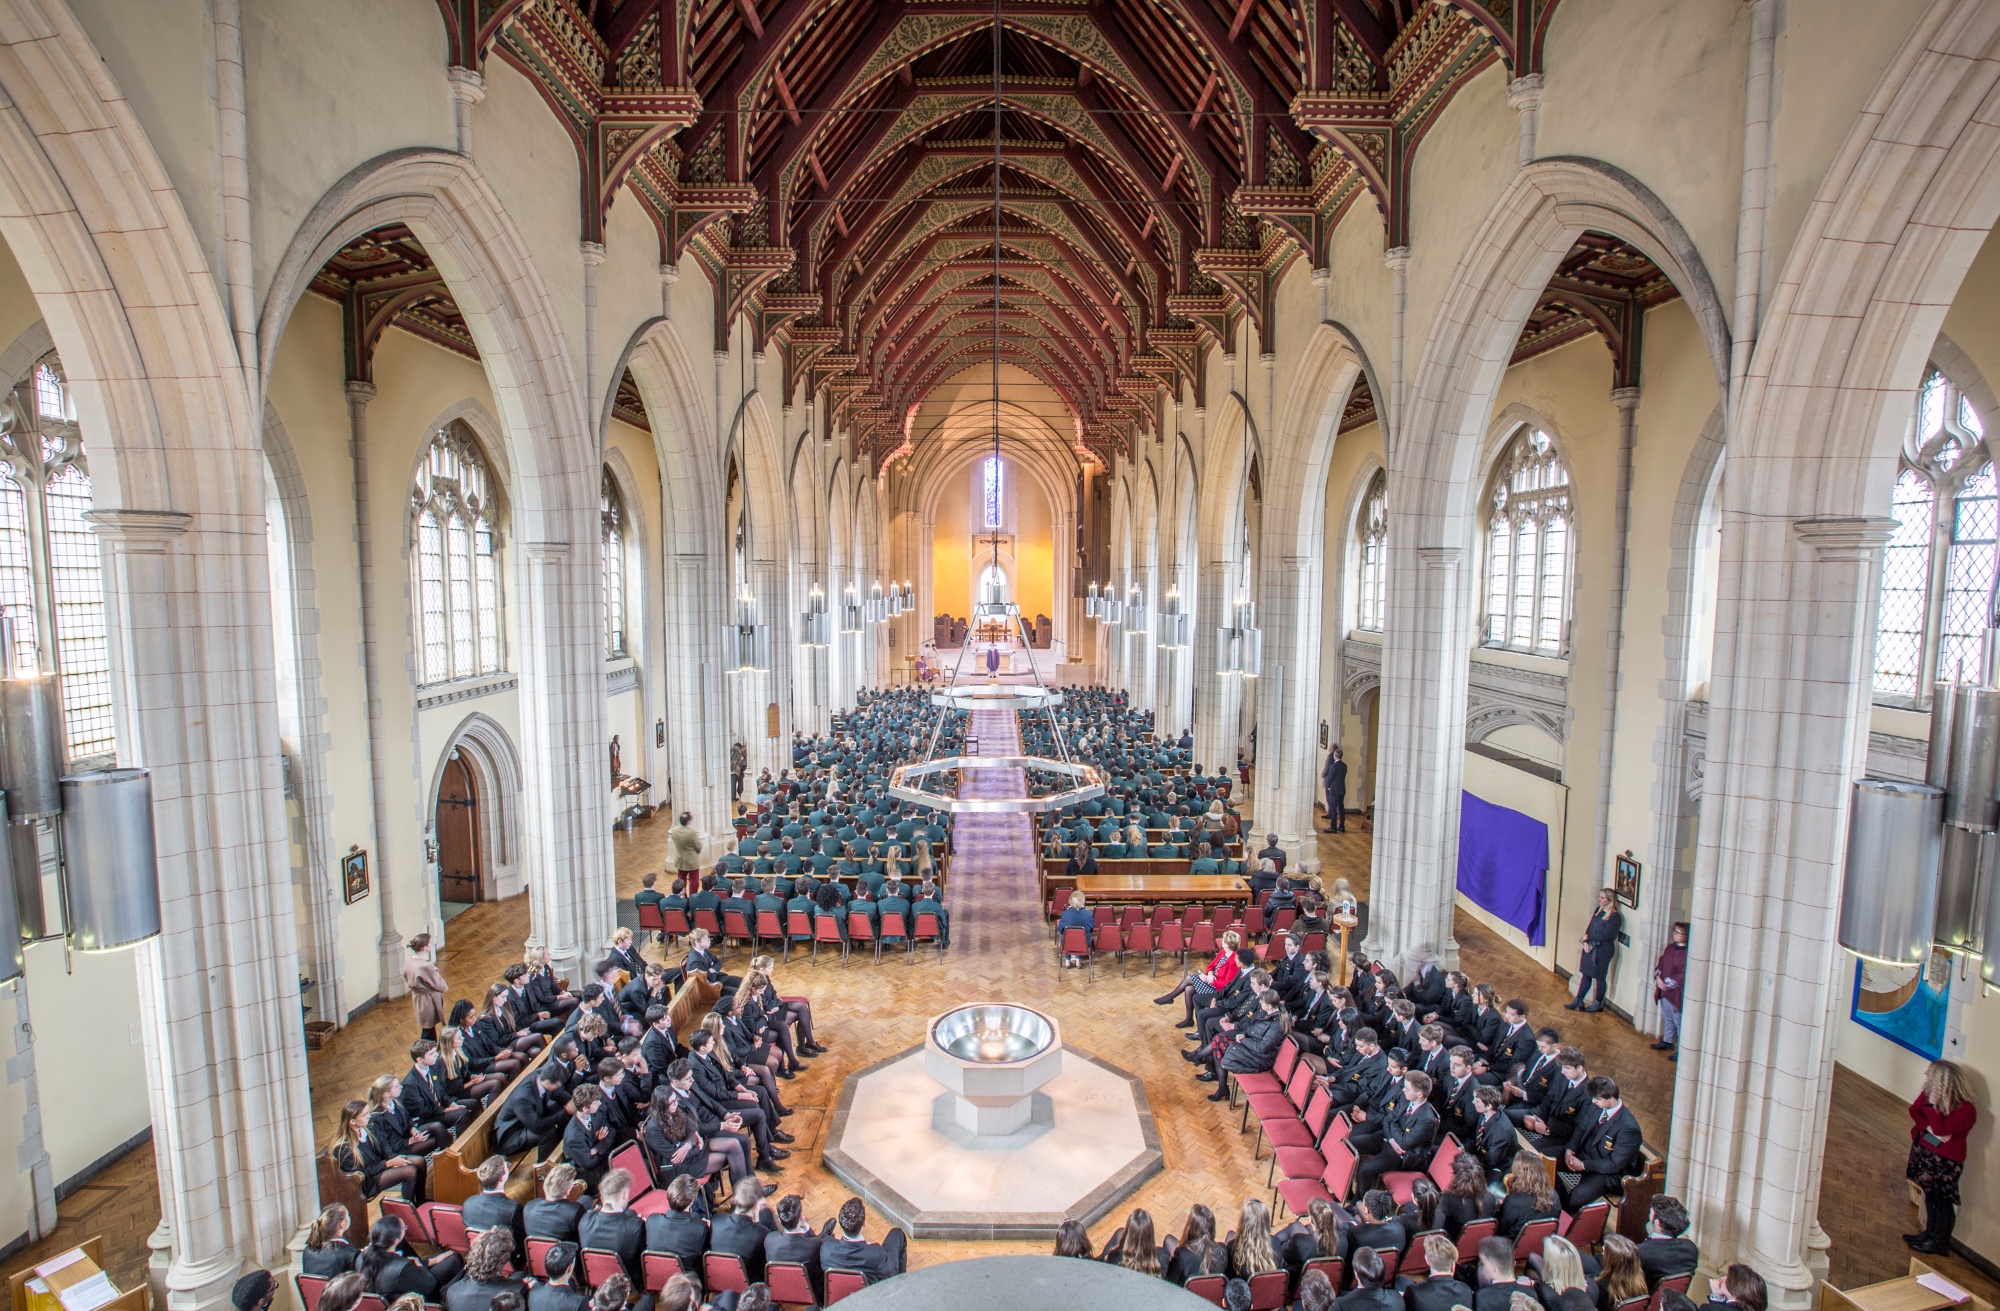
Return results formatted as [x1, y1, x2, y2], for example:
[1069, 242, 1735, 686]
[22, 942, 150, 1183]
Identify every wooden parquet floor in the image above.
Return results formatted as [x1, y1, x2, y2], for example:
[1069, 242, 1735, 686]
[6, 772, 1996, 1302]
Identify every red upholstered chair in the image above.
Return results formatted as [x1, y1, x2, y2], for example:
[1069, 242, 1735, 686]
[1232, 1035, 1300, 1102]
[764, 1261, 819, 1307]
[1156, 920, 1187, 971]
[659, 906, 691, 948]
[642, 1254, 685, 1292]
[1513, 1216, 1559, 1267]
[755, 909, 783, 952]
[1267, 1088, 1341, 1182]
[1093, 906, 1115, 927]
[525, 1240, 556, 1278]
[703, 1253, 750, 1294]
[1301, 931, 1326, 955]
[296, 1276, 328, 1311]
[1247, 1269, 1289, 1310]
[1061, 926, 1090, 976]
[813, 914, 845, 964]
[1376, 1247, 1403, 1282]
[1558, 1198, 1609, 1250]
[693, 908, 721, 937]
[1241, 906, 1265, 939]
[582, 1249, 627, 1289]
[637, 903, 666, 940]
[1180, 905, 1204, 933]
[1190, 923, 1217, 959]
[1244, 1057, 1315, 1135]
[1454, 1217, 1497, 1267]
[1211, 906, 1236, 935]
[847, 911, 878, 964]
[1385, 1133, 1459, 1204]
[1091, 923, 1122, 979]
[1647, 1276, 1693, 1311]
[785, 909, 812, 962]
[1301, 1257, 1344, 1299]
[1185, 1275, 1227, 1306]
[1259, 1083, 1335, 1163]
[420, 1202, 470, 1254]
[880, 911, 909, 960]
[1270, 908, 1297, 937]
[723, 908, 755, 948]
[823, 1269, 868, 1305]
[1119, 906, 1143, 932]
[382, 1196, 431, 1245]
[1123, 921, 1154, 975]
[1613, 1298, 1650, 1311]
[1275, 1138, 1358, 1221]
[912, 911, 946, 962]
[1150, 904, 1174, 929]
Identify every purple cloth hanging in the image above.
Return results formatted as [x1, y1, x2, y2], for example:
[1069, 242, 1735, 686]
[1456, 790, 1548, 945]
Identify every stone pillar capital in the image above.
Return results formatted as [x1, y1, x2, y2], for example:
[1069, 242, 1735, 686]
[1792, 515, 1897, 561]
[447, 65, 488, 105]
[344, 379, 376, 407]
[1383, 245, 1411, 275]
[580, 241, 606, 266]
[1505, 73, 1545, 112]
[1609, 385, 1642, 412]
[1416, 545, 1463, 569]
[82, 508, 192, 549]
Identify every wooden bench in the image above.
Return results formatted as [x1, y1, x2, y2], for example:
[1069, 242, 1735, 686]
[431, 1042, 558, 1204]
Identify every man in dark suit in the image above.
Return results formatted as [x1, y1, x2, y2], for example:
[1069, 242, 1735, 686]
[763, 1195, 823, 1301]
[1321, 1028, 1391, 1110]
[403, 1039, 472, 1135]
[1635, 1196, 1701, 1286]
[1491, 1001, 1537, 1079]
[1354, 1072, 1440, 1192]
[494, 1065, 570, 1158]
[1405, 1233, 1475, 1311]
[642, 1176, 711, 1272]
[1403, 949, 1447, 1010]
[708, 1180, 773, 1281]
[1560, 1076, 1644, 1210]
[1521, 1049, 1592, 1155]
[1268, 934, 1310, 1007]
[1342, 1051, 1409, 1162]
[1323, 746, 1347, 833]
[1346, 1191, 1409, 1264]
[462, 1155, 527, 1266]
[560, 1084, 617, 1189]
[1340, 1244, 1402, 1311]
[1439, 1048, 1481, 1142]
[818, 1198, 907, 1287]
[1504, 1028, 1563, 1121]
[576, 1169, 646, 1282]
[527, 1245, 587, 1311]
[641, 1005, 682, 1078]
[1413, 1027, 1451, 1098]
[524, 1165, 587, 1244]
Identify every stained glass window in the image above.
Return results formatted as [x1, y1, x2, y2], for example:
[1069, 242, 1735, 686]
[1483, 427, 1573, 656]
[982, 455, 1002, 529]
[0, 354, 114, 762]
[1356, 471, 1387, 631]
[1873, 366, 2000, 696]
[602, 470, 626, 656]
[410, 425, 503, 684]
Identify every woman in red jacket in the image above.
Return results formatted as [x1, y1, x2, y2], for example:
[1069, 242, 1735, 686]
[1905, 1059, 1976, 1255]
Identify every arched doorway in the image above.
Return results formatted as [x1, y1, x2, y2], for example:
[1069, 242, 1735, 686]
[436, 749, 485, 912]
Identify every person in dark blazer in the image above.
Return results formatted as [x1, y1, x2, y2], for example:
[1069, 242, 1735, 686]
[1355, 1073, 1440, 1194]
[1473, 1236, 1540, 1311]
[1495, 1154, 1561, 1241]
[1407, 1233, 1476, 1311]
[1439, 1048, 1482, 1143]
[642, 1176, 711, 1271]
[818, 1198, 907, 1286]
[300, 1205, 359, 1278]
[1505, 1029, 1564, 1123]
[1403, 947, 1447, 1011]
[1566, 888, 1623, 1012]
[1165, 1203, 1230, 1287]
[355, 1216, 462, 1303]
[619, 964, 670, 1024]
[493, 1066, 571, 1159]
[462, 1156, 528, 1266]
[402, 1039, 473, 1135]
[1437, 1151, 1493, 1240]
[1337, 1246, 1403, 1311]
[1346, 1192, 1409, 1264]
[708, 1177, 776, 1280]
[763, 1194, 824, 1301]
[524, 1165, 587, 1245]
[576, 1169, 646, 1282]
[1470, 1086, 1519, 1179]
[683, 929, 742, 997]
[442, 1231, 529, 1311]
[1064, 840, 1099, 877]
[1322, 747, 1348, 833]
[528, 1245, 588, 1311]
[1635, 1197, 1701, 1286]
[1491, 1001, 1537, 1078]
[1522, 1050, 1592, 1155]
[1273, 1198, 1347, 1288]
[640, 1006, 683, 1079]
[1057, 891, 1096, 967]
[1559, 1077, 1644, 1210]
[561, 1084, 617, 1189]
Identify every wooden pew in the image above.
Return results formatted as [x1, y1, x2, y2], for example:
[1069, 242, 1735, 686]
[430, 1041, 557, 1205]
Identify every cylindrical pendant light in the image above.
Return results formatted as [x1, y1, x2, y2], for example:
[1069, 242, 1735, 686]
[1936, 824, 1985, 949]
[1, 675, 63, 822]
[1840, 779, 1945, 966]
[1928, 680, 1956, 789]
[0, 793, 21, 983]
[1943, 684, 2000, 829]
[57, 768, 161, 953]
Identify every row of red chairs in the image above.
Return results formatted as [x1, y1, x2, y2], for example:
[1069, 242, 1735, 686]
[1196, 1035, 1689, 1311]
[1047, 900, 1316, 946]
[638, 903, 946, 966]
[1056, 919, 1328, 980]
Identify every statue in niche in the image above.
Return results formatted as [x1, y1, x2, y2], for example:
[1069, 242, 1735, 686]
[610, 734, 623, 781]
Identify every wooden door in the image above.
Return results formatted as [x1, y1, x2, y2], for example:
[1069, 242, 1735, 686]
[436, 754, 484, 902]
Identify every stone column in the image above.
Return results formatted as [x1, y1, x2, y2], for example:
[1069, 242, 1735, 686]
[89, 508, 319, 1311]
[1253, 553, 1324, 874]
[1192, 559, 1241, 776]
[745, 558, 791, 779]
[664, 550, 731, 848]
[344, 381, 407, 995]
[581, 242, 604, 441]
[447, 66, 485, 156]
[1667, 514, 1894, 1310]
[1586, 387, 1641, 930]
[1365, 541, 1470, 969]
[1506, 75, 1544, 168]
[516, 540, 616, 979]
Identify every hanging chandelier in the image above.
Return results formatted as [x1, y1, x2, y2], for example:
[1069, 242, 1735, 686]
[798, 584, 830, 648]
[880, 0, 1100, 817]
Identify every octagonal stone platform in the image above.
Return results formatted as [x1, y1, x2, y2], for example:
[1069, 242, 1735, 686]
[822, 1042, 1162, 1239]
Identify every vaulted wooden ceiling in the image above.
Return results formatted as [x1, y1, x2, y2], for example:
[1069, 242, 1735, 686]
[433, 0, 1567, 466]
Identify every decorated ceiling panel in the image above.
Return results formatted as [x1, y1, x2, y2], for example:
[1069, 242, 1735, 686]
[439, 0, 1566, 466]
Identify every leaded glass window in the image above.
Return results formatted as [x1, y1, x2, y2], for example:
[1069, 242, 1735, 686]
[1482, 427, 1573, 656]
[983, 455, 1002, 529]
[1872, 366, 2000, 698]
[1356, 470, 1387, 632]
[602, 471, 626, 656]
[0, 354, 114, 763]
[410, 425, 503, 685]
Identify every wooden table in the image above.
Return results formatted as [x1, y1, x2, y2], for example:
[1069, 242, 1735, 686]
[1822, 1260, 1993, 1311]
[1070, 874, 1255, 906]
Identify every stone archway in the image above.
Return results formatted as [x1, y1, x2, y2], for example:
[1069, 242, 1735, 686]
[423, 712, 526, 941]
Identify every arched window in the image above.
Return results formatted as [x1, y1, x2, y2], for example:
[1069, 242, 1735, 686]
[0, 354, 114, 764]
[1483, 427, 1573, 656]
[982, 455, 1003, 530]
[602, 470, 627, 657]
[411, 425, 503, 685]
[1355, 470, 1387, 632]
[1873, 366, 1995, 697]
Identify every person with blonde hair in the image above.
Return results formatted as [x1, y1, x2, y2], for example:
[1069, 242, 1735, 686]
[1906, 1057, 1977, 1253]
[1226, 1198, 1277, 1280]
[1497, 1151, 1560, 1240]
[1057, 890, 1096, 967]
[326, 1100, 422, 1201]
[1533, 1235, 1597, 1311]
[1565, 887, 1622, 1012]
[1098, 1207, 1162, 1278]
[302, 1204, 357, 1277]
[748, 953, 821, 1057]
[316, 1275, 369, 1311]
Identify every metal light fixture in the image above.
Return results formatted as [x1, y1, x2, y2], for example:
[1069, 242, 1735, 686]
[866, 579, 887, 624]
[1124, 584, 1147, 635]
[0, 614, 160, 978]
[1841, 779, 1946, 966]
[1084, 581, 1101, 620]
[1217, 592, 1262, 678]
[838, 583, 862, 635]
[1157, 581, 1190, 651]
[799, 585, 830, 648]
[1102, 583, 1122, 626]
[725, 586, 772, 673]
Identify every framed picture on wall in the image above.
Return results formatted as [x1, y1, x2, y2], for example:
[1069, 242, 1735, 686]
[1320, 720, 1329, 749]
[1612, 852, 1641, 908]
[342, 848, 370, 904]
[1852, 949, 1951, 1060]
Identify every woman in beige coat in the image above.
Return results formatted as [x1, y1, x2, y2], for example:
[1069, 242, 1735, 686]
[403, 933, 448, 1039]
